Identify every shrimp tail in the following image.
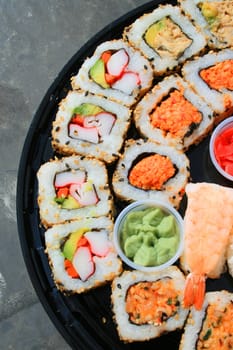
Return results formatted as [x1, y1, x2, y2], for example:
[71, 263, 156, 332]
[183, 273, 206, 310]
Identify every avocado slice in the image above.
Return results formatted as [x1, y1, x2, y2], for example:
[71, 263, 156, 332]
[62, 228, 87, 261]
[73, 103, 104, 116]
[144, 18, 166, 48]
[61, 195, 81, 209]
[89, 59, 110, 89]
[200, 3, 218, 24]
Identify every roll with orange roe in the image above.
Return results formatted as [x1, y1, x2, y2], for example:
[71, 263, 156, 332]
[134, 75, 215, 150]
[182, 49, 233, 123]
[112, 139, 190, 209]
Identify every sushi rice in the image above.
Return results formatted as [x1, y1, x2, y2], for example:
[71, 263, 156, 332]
[71, 39, 153, 106]
[134, 74, 215, 150]
[45, 216, 122, 293]
[111, 266, 189, 342]
[37, 155, 113, 227]
[52, 91, 131, 163]
[123, 4, 207, 76]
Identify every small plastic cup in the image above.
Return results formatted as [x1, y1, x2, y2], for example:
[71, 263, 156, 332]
[209, 116, 233, 181]
[113, 199, 184, 272]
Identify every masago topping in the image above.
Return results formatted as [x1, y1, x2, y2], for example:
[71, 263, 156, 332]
[150, 89, 202, 138]
[200, 59, 233, 91]
[128, 154, 176, 190]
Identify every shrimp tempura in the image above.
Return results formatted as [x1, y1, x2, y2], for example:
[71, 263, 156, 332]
[183, 182, 233, 310]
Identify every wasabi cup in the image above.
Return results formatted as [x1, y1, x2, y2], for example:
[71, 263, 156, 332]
[113, 200, 184, 272]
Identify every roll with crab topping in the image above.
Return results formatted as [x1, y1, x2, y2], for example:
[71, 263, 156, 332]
[134, 74, 215, 150]
[178, 0, 233, 49]
[182, 49, 233, 122]
[52, 91, 131, 163]
[123, 4, 207, 76]
[112, 139, 190, 209]
[71, 39, 153, 107]
[37, 155, 113, 227]
[45, 216, 122, 294]
[180, 291, 233, 350]
[111, 266, 189, 342]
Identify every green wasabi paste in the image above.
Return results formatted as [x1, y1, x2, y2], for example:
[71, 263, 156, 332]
[120, 207, 180, 267]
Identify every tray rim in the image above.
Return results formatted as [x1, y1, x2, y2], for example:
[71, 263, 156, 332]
[16, 1, 168, 349]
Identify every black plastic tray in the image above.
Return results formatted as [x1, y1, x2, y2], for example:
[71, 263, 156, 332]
[17, 1, 233, 349]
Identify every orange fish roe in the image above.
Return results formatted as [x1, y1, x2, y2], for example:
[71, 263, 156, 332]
[128, 154, 176, 190]
[125, 279, 180, 326]
[197, 302, 233, 349]
[200, 59, 233, 91]
[150, 90, 202, 138]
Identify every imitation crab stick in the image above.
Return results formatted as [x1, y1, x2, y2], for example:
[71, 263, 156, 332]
[183, 182, 233, 310]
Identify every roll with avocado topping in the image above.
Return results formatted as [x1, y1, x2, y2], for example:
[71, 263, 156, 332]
[123, 4, 207, 76]
[111, 266, 189, 342]
[112, 139, 190, 208]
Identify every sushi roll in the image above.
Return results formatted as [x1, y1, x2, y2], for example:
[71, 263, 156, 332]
[182, 49, 233, 122]
[111, 266, 189, 342]
[37, 155, 113, 227]
[134, 74, 215, 150]
[45, 216, 122, 293]
[112, 139, 190, 208]
[52, 91, 131, 163]
[179, 291, 233, 349]
[178, 0, 233, 49]
[123, 4, 207, 76]
[71, 39, 153, 106]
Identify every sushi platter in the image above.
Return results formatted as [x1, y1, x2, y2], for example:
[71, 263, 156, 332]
[17, 0, 233, 349]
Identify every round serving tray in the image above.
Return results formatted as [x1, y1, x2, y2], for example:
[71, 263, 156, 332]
[17, 0, 233, 349]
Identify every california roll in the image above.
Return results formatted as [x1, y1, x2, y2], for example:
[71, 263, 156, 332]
[37, 155, 113, 227]
[52, 91, 131, 163]
[45, 216, 122, 293]
[71, 39, 153, 106]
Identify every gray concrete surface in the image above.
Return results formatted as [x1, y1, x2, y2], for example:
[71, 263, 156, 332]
[0, 0, 146, 349]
